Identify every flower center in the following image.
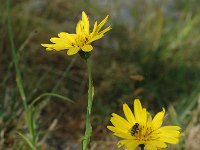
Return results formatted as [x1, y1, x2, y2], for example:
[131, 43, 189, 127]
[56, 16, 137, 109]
[130, 123, 158, 142]
[74, 34, 89, 47]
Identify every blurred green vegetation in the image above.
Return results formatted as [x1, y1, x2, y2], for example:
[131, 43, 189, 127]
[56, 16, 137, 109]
[1, 0, 200, 149]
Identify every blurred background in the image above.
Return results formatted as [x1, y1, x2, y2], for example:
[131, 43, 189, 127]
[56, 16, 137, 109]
[1, 0, 200, 149]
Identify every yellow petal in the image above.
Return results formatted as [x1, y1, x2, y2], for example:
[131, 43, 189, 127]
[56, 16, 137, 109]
[67, 47, 80, 55]
[161, 131, 180, 137]
[147, 111, 152, 123]
[117, 140, 139, 150]
[97, 15, 109, 32]
[46, 47, 54, 51]
[108, 122, 133, 139]
[140, 108, 147, 126]
[88, 34, 104, 43]
[41, 44, 54, 49]
[152, 108, 165, 130]
[41, 34, 74, 51]
[107, 126, 128, 134]
[111, 113, 131, 130]
[157, 129, 180, 137]
[110, 117, 129, 131]
[82, 11, 90, 34]
[91, 21, 98, 35]
[114, 132, 134, 139]
[158, 126, 181, 131]
[159, 135, 180, 144]
[134, 99, 143, 122]
[147, 141, 167, 148]
[58, 32, 69, 39]
[156, 126, 181, 144]
[123, 103, 136, 125]
[76, 21, 83, 34]
[99, 26, 112, 35]
[41, 43, 69, 51]
[81, 45, 93, 52]
[145, 143, 157, 150]
[50, 37, 64, 43]
[50, 37, 70, 46]
[55, 44, 71, 51]
[58, 33, 76, 44]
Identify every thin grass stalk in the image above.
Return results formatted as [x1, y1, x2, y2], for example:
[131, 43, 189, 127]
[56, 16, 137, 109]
[0, 0, 2, 22]
[6, 0, 38, 149]
[6, 0, 27, 110]
[82, 57, 93, 150]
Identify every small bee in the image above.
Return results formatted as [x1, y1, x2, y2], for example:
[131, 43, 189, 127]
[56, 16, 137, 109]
[130, 123, 139, 136]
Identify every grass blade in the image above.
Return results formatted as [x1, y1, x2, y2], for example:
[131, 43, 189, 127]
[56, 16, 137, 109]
[30, 93, 74, 107]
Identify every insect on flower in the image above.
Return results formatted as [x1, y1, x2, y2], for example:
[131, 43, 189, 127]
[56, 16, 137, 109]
[130, 123, 139, 136]
[107, 99, 181, 150]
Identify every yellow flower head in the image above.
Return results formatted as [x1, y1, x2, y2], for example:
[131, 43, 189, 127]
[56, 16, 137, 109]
[41, 11, 111, 56]
[107, 99, 181, 150]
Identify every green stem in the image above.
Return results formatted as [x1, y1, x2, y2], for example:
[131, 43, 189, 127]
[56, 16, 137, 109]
[6, 0, 27, 110]
[82, 57, 93, 150]
[6, 1, 38, 149]
[140, 144, 145, 150]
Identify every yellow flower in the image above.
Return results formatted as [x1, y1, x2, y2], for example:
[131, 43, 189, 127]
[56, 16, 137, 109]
[107, 99, 181, 150]
[41, 11, 111, 56]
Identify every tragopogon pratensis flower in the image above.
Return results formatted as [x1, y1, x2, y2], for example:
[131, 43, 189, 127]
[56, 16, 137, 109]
[107, 99, 181, 150]
[41, 11, 111, 56]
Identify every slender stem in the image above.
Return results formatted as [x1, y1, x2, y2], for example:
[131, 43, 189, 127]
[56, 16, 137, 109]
[140, 144, 145, 150]
[82, 57, 93, 150]
[6, 0, 27, 110]
[6, 1, 38, 149]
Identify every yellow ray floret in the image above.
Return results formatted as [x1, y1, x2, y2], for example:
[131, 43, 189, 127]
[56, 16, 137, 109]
[41, 11, 111, 56]
[107, 99, 181, 150]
